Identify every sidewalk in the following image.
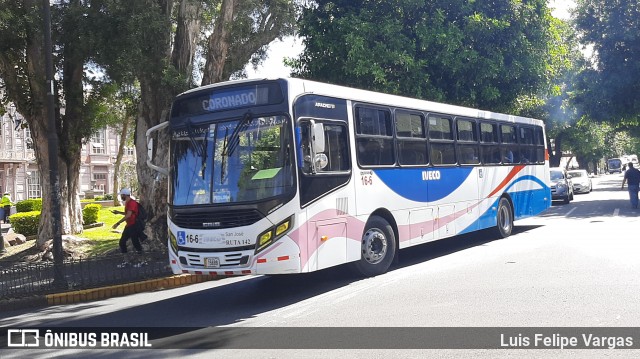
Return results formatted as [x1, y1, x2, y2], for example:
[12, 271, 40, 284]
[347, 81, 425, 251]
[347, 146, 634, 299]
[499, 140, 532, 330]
[0, 249, 222, 312]
[0, 272, 220, 312]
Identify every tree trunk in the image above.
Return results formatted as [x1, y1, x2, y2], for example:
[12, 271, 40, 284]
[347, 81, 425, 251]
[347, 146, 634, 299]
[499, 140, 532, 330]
[113, 117, 131, 206]
[172, 0, 202, 83]
[136, 82, 172, 249]
[133, 0, 178, 248]
[202, 0, 235, 84]
[549, 134, 563, 167]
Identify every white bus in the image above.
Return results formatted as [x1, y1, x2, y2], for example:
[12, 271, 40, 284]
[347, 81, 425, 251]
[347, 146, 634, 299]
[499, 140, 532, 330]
[147, 78, 551, 277]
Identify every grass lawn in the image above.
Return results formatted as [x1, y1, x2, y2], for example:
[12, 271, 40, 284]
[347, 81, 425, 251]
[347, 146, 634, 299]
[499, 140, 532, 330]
[80, 206, 126, 256]
[1, 206, 128, 260]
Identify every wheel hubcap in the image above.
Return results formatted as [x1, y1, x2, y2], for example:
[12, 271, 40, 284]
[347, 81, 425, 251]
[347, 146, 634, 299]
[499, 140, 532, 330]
[498, 205, 511, 233]
[362, 228, 387, 264]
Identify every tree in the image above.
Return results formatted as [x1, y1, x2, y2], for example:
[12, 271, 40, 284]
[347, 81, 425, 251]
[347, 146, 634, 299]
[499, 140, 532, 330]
[563, 119, 610, 171]
[1, 0, 296, 248]
[573, 0, 640, 122]
[0, 0, 116, 245]
[291, 0, 557, 113]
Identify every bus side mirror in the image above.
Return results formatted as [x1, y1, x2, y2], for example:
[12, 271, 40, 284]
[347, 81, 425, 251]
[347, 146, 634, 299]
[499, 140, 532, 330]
[312, 123, 325, 153]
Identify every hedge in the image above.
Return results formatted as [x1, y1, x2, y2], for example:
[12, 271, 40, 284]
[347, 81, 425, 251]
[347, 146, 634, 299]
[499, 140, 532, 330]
[16, 198, 43, 213]
[83, 203, 102, 225]
[9, 211, 40, 236]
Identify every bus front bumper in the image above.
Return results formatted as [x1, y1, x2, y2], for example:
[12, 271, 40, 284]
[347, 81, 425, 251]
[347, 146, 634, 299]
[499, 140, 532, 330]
[168, 237, 302, 276]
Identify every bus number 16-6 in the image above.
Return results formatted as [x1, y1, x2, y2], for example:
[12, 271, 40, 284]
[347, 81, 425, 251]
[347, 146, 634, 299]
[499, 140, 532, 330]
[361, 175, 373, 186]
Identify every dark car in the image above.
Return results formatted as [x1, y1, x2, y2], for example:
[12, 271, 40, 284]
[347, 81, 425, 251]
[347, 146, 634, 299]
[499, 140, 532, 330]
[550, 167, 574, 204]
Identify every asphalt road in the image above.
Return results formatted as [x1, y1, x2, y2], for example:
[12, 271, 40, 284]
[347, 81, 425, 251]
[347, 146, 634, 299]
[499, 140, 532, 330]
[2, 173, 640, 358]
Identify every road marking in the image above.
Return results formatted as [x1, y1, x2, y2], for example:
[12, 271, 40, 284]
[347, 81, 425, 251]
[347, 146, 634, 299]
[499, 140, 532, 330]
[565, 207, 577, 217]
[614, 208, 620, 216]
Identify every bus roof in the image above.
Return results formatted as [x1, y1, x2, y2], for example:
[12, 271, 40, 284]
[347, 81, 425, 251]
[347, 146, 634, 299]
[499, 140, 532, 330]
[179, 77, 544, 126]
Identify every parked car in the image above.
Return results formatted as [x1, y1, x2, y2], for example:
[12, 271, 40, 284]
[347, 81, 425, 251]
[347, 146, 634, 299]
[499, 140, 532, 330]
[550, 167, 574, 204]
[567, 169, 592, 194]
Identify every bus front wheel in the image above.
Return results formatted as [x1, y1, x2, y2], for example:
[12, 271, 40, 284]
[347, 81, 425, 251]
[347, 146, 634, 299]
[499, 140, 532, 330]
[352, 216, 396, 277]
[494, 197, 513, 238]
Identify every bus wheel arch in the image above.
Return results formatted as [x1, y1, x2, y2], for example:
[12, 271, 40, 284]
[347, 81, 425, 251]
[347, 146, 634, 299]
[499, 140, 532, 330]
[352, 210, 398, 277]
[494, 195, 514, 239]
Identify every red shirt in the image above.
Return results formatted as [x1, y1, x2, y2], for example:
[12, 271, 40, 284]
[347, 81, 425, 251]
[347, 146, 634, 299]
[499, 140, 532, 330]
[124, 199, 139, 227]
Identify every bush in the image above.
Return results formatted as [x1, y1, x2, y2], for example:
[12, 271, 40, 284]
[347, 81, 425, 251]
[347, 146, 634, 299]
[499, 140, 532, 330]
[94, 196, 104, 201]
[9, 211, 40, 236]
[16, 198, 43, 213]
[103, 193, 114, 200]
[83, 203, 102, 225]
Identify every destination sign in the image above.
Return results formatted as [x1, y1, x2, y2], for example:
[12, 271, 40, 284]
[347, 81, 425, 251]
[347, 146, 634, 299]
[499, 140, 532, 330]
[172, 82, 284, 118]
[203, 88, 258, 111]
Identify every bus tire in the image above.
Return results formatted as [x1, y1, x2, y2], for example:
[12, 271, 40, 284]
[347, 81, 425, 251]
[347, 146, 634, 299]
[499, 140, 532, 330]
[352, 216, 396, 277]
[494, 197, 513, 238]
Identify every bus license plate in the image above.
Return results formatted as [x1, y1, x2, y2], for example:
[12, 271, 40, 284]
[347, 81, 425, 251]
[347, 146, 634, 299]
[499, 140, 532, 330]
[205, 257, 220, 268]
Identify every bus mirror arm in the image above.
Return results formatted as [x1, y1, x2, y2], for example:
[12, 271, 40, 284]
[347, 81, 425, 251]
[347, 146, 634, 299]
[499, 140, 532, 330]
[312, 122, 325, 153]
[146, 121, 170, 176]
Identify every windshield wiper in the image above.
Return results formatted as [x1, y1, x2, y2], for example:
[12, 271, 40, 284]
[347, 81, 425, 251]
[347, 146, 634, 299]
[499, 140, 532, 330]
[225, 111, 253, 157]
[220, 127, 229, 183]
[186, 119, 205, 157]
[219, 112, 253, 183]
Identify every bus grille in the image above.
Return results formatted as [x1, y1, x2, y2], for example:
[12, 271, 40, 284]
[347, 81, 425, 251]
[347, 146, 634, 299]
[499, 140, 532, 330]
[171, 209, 264, 229]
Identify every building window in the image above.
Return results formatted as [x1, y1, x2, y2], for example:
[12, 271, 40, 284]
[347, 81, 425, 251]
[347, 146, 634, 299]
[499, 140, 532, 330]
[93, 173, 107, 180]
[91, 130, 106, 154]
[27, 171, 42, 199]
[124, 147, 135, 156]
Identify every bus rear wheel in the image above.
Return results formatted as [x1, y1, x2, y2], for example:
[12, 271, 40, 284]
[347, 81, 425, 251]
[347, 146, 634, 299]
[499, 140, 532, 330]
[352, 216, 396, 277]
[494, 197, 513, 238]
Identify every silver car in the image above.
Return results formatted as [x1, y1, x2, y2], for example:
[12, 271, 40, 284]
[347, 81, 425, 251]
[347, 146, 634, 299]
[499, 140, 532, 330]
[567, 169, 592, 194]
[550, 167, 574, 204]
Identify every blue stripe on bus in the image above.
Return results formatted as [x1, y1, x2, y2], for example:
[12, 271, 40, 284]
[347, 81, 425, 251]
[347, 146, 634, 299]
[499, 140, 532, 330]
[374, 167, 474, 202]
[459, 187, 550, 235]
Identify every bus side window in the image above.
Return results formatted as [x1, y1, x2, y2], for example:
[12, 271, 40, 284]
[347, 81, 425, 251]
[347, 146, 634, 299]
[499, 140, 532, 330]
[301, 121, 350, 174]
[322, 124, 350, 171]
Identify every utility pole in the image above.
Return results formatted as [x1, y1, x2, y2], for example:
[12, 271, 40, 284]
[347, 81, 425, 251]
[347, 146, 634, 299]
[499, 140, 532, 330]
[43, 0, 66, 288]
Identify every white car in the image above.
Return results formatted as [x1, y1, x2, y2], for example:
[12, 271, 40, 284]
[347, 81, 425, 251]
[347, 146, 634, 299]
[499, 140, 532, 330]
[567, 169, 592, 194]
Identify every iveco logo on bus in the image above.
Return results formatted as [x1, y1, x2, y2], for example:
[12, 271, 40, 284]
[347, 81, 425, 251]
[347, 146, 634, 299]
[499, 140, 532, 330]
[203, 222, 221, 228]
[422, 170, 441, 181]
[315, 102, 335, 109]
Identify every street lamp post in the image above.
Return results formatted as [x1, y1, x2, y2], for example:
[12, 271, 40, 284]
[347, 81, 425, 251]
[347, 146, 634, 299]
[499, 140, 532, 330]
[43, 0, 66, 288]
[0, 106, 16, 255]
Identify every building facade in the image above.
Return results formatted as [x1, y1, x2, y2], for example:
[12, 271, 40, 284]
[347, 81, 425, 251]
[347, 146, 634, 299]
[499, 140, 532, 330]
[0, 108, 136, 201]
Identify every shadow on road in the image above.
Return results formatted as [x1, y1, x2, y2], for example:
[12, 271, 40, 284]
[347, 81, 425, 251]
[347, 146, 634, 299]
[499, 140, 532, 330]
[0, 226, 538, 334]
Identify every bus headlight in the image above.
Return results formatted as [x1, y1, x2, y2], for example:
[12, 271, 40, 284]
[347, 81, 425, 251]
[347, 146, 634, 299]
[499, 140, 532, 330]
[258, 230, 273, 248]
[256, 216, 293, 253]
[275, 220, 290, 236]
[169, 230, 178, 254]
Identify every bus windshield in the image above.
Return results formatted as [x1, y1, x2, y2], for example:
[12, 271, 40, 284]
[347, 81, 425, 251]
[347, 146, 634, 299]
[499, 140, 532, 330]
[170, 115, 294, 205]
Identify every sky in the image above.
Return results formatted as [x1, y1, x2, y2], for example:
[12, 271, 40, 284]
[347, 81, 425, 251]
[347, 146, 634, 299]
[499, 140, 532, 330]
[245, 0, 576, 79]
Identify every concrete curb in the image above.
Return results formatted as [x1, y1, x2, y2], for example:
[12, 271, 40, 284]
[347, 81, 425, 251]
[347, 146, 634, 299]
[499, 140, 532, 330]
[0, 274, 219, 312]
